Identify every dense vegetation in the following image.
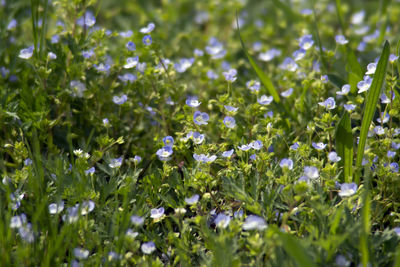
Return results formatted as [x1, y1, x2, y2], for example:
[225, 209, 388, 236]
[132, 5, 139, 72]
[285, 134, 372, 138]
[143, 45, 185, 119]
[1, 0, 400, 266]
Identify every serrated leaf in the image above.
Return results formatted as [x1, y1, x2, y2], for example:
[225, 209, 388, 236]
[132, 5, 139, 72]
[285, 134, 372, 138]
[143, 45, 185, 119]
[355, 41, 390, 183]
[335, 112, 353, 183]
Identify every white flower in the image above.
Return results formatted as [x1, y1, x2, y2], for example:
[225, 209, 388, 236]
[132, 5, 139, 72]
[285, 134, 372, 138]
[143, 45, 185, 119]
[336, 84, 350, 95]
[79, 200, 95, 215]
[365, 62, 376, 75]
[141, 241, 156, 254]
[48, 201, 64, 214]
[257, 95, 273, 105]
[242, 215, 267, 230]
[140, 22, 155, 34]
[123, 56, 139, 69]
[10, 214, 27, 228]
[19, 46, 34, 59]
[109, 157, 123, 168]
[214, 213, 231, 229]
[73, 247, 90, 260]
[304, 166, 319, 179]
[338, 183, 358, 197]
[335, 35, 349, 45]
[150, 207, 164, 219]
[131, 215, 145, 226]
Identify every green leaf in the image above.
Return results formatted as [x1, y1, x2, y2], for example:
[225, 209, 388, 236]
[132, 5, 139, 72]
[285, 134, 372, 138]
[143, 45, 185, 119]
[355, 41, 390, 183]
[335, 0, 346, 35]
[271, 0, 301, 22]
[277, 232, 317, 267]
[335, 112, 353, 183]
[346, 48, 364, 79]
[328, 73, 346, 89]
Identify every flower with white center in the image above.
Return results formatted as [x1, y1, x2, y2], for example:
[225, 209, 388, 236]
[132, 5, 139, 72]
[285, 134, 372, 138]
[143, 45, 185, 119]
[390, 163, 399, 173]
[74, 248, 90, 260]
[163, 136, 174, 147]
[318, 97, 336, 110]
[223, 69, 237, 82]
[185, 194, 200, 205]
[258, 48, 281, 61]
[214, 213, 231, 229]
[357, 76, 372, 93]
[290, 142, 299, 150]
[336, 84, 351, 95]
[156, 146, 173, 161]
[257, 95, 273, 105]
[193, 154, 217, 163]
[193, 111, 209, 125]
[293, 48, 306, 61]
[389, 54, 399, 63]
[392, 142, 400, 150]
[130, 215, 144, 226]
[280, 57, 298, 71]
[338, 183, 358, 197]
[335, 35, 349, 45]
[242, 215, 267, 230]
[174, 58, 194, 73]
[112, 95, 127, 105]
[381, 93, 393, 104]
[126, 229, 139, 239]
[48, 52, 57, 60]
[250, 140, 263, 150]
[140, 22, 155, 33]
[373, 126, 385, 135]
[150, 207, 164, 219]
[328, 151, 341, 162]
[192, 132, 205, 144]
[344, 104, 356, 111]
[123, 56, 139, 69]
[18, 223, 34, 243]
[281, 88, 293, 97]
[238, 144, 251, 151]
[10, 214, 27, 228]
[19, 46, 34, 59]
[70, 80, 86, 98]
[304, 166, 319, 179]
[365, 62, 376, 75]
[118, 73, 137, 83]
[299, 35, 314, 50]
[387, 150, 396, 158]
[312, 142, 327, 150]
[109, 157, 123, 168]
[377, 112, 390, 124]
[62, 206, 80, 223]
[186, 96, 201, 107]
[223, 116, 236, 128]
[79, 200, 95, 215]
[224, 105, 238, 112]
[280, 158, 293, 170]
[246, 80, 260, 92]
[141, 241, 156, 254]
[351, 10, 365, 25]
[222, 149, 234, 158]
[48, 201, 64, 214]
[205, 37, 226, 59]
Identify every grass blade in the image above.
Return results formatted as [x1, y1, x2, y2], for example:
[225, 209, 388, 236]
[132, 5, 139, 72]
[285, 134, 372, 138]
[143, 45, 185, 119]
[271, 0, 301, 22]
[278, 232, 317, 267]
[335, 0, 346, 35]
[355, 41, 390, 183]
[335, 112, 353, 183]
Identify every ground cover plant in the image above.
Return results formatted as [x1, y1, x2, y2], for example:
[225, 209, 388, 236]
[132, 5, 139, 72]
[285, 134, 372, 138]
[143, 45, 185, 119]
[1, 0, 400, 266]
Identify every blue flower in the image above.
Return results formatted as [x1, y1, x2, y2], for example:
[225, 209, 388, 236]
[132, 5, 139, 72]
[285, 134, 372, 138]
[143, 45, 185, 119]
[242, 215, 267, 230]
[338, 183, 358, 197]
[238, 144, 251, 151]
[163, 136, 174, 147]
[293, 48, 306, 61]
[205, 37, 226, 59]
[130, 215, 144, 226]
[304, 166, 319, 179]
[392, 142, 400, 150]
[223, 68, 237, 82]
[24, 158, 33, 166]
[126, 41, 136, 51]
[328, 151, 341, 162]
[119, 30, 133, 38]
[133, 155, 142, 164]
[344, 104, 356, 111]
[281, 88, 293, 97]
[257, 95, 273, 105]
[390, 163, 399, 173]
[82, 49, 94, 59]
[94, 63, 110, 72]
[174, 58, 194, 73]
[19, 46, 34, 59]
[109, 157, 123, 168]
[222, 149, 234, 158]
[7, 19, 17, 30]
[366, 62, 376, 74]
[250, 154, 257, 160]
[312, 142, 327, 150]
[186, 96, 201, 107]
[280, 158, 293, 170]
[357, 75, 372, 93]
[335, 35, 348, 45]
[193, 153, 216, 163]
[123, 56, 139, 69]
[76, 11, 96, 27]
[118, 73, 137, 83]
[142, 35, 152, 46]
[246, 80, 260, 92]
[214, 213, 231, 228]
[336, 84, 350, 95]
[192, 132, 205, 144]
[140, 22, 155, 34]
[141, 241, 156, 254]
[290, 142, 300, 150]
[85, 167, 95, 175]
[185, 194, 200, 205]
[224, 105, 238, 112]
[150, 207, 164, 219]
[223, 116, 236, 128]
[258, 48, 281, 61]
[373, 126, 385, 135]
[389, 54, 399, 63]
[156, 146, 173, 161]
[194, 49, 204, 56]
[207, 70, 218, 80]
[103, 118, 109, 126]
[113, 95, 128, 105]
[299, 34, 314, 50]
[250, 140, 263, 150]
[193, 111, 209, 125]
[280, 57, 298, 71]
[387, 150, 396, 158]
[318, 97, 336, 110]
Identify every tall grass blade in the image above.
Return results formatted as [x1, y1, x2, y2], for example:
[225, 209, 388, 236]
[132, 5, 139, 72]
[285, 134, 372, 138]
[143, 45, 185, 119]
[335, 0, 346, 35]
[355, 41, 390, 184]
[278, 232, 317, 267]
[335, 112, 353, 183]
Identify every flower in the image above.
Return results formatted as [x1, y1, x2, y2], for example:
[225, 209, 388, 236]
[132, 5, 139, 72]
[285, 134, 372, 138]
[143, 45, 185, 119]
[126, 229, 139, 239]
[119, 30, 133, 38]
[186, 96, 201, 107]
[24, 158, 33, 166]
[70, 80, 86, 97]
[142, 35, 152, 46]
[10, 214, 27, 228]
[238, 144, 251, 151]
[246, 80, 260, 92]
[335, 35, 349, 45]
[290, 142, 300, 150]
[76, 11, 96, 27]
[389, 54, 399, 63]
[281, 88, 293, 97]
[258, 48, 281, 61]
[280, 57, 298, 71]
[131, 215, 145, 226]
[109, 157, 123, 168]
[224, 105, 238, 112]
[280, 158, 293, 170]
[185, 194, 200, 205]
[192, 132, 205, 144]
[48, 52, 57, 60]
[79, 200, 95, 215]
[150, 207, 164, 219]
[338, 183, 358, 197]
[19, 46, 34, 59]
[126, 41, 136, 51]
[223, 69, 237, 82]
[207, 70, 218, 79]
[312, 142, 327, 150]
[112, 95, 128, 105]
[387, 150, 396, 158]
[205, 37, 226, 59]
[304, 166, 319, 179]
[318, 97, 336, 110]
[163, 136, 174, 147]
[140, 22, 155, 34]
[18, 223, 34, 243]
[223, 116, 236, 128]
[123, 56, 139, 69]
[377, 112, 390, 124]
[193, 153, 217, 163]
[93, 63, 110, 72]
[74, 248, 90, 260]
[156, 146, 173, 161]
[222, 149, 234, 158]
[257, 95, 273, 105]
[373, 126, 385, 135]
[365, 62, 376, 75]
[336, 84, 351, 95]
[299, 34, 314, 50]
[118, 73, 137, 83]
[250, 140, 263, 150]
[392, 142, 400, 150]
[48, 201, 64, 214]
[174, 58, 194, 73]
[328, 151, 341, 162]
[242, 215, 267, 230]
[357, 75, 372, 93]
[194, 49, 204, 56]
[293, 48, 306, 61]
[344, 104, 356, 111]
[193, 111, 209, 125]
[214, 213, 231, 228]
[141, 241, 156, 254]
